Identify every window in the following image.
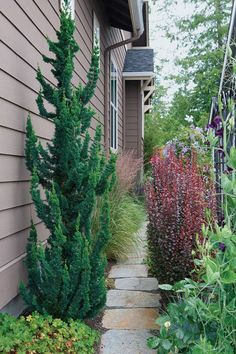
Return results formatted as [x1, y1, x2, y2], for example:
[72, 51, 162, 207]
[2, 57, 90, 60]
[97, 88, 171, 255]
[60, 0, 75, 19]
[93, 12, 100, 49]
[110, 60, 118, 151]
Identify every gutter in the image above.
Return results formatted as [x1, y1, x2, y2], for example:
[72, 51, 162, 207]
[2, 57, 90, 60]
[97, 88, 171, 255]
[104, 0, 145, 153]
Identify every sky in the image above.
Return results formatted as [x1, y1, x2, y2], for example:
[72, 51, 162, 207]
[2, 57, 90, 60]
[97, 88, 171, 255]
[149, 0, 196, 99]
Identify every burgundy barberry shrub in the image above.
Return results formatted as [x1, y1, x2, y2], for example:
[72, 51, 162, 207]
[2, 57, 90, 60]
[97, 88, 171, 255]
[145, 149, 216, 284]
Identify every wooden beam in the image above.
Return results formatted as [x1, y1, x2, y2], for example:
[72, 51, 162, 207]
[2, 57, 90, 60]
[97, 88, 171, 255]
[144, 86, 155, 102]
[144, 104, 152, 113]
[141, 78, 152, 91]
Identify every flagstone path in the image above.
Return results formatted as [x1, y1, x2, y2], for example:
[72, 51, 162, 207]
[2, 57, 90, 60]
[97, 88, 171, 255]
[100, 223, 160, 354]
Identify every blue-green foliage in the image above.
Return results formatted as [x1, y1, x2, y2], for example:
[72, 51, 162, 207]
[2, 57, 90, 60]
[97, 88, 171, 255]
[20, 6, 116, 320]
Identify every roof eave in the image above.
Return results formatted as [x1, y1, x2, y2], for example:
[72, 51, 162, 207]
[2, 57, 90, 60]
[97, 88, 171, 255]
[123, 71, 154, 79]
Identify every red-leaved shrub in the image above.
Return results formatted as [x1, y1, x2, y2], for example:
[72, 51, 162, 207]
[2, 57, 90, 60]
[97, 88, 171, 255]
[145, 149, 216, 284]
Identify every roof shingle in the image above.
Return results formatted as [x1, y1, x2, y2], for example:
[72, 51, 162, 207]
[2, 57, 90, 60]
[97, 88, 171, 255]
[123, 48, 154, 73]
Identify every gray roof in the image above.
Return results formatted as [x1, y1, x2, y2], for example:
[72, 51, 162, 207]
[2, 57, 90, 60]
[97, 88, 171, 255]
[123, 48, 154, 73]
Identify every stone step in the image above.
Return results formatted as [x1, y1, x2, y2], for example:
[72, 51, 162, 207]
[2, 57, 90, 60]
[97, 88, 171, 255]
[107, 290, 160, 308]
[102, 308, 159, 330]
[109, 264, 148, 279]
[119, 257, 145, 265]
[100, 330, 156, 354]
[115, 277, 158, 291]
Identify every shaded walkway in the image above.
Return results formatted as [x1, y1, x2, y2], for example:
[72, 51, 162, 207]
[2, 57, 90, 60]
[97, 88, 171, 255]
[100, 224, 160, 354]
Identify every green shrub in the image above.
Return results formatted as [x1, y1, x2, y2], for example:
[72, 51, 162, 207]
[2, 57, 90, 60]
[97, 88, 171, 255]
[20, 5, 115, 320]
[0, 312, 99, 353]
[148, 223, 236, 353]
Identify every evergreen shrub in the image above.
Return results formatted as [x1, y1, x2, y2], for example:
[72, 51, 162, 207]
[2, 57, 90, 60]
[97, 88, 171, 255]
[20, 5, 115, 320]
[145, 149, 216, 284]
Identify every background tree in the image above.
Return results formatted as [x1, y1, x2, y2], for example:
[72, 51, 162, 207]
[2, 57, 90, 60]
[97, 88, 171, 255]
[144, 80, 187, 169]
[164, 0, 232, 126]
[144, 0, 232, 166]
[20, 5, 115, 320]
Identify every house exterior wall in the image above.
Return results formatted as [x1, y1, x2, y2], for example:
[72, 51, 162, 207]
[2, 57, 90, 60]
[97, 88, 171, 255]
[124, 80, 143, 158]
[0, 0, 130, 312]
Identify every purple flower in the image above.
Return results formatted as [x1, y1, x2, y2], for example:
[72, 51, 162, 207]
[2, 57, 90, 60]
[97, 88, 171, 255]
[215, 127, 224, 137]
[182, 147, 189, 154]
[219, 242, 226, 252]
[213, 115, 222, 126]
[206, 123, 215, 130]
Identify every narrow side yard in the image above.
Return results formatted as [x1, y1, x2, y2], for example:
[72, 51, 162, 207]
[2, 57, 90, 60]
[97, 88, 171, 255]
[100, 223, 160, 354]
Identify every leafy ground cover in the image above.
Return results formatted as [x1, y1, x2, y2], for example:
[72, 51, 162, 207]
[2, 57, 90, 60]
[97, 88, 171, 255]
[0, 312, 99, 354]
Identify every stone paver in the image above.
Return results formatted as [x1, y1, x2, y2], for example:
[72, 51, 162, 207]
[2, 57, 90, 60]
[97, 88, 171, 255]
[100, 330, 156, 354]
[107, 290, 160, 308]
[109, 264, 148, 278]
[115, 277, 158, 291]
[102, 308, 159, 329]
[120, 256, 145, 265]
[100, 223, 160, 354]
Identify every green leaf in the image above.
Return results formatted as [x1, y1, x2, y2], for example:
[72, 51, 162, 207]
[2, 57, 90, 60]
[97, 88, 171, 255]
[221, 174, 233, 193]
[221, 270, 236, 284]
[228, 147, 236, 169]
[221, 225, 233, 239]
[161, 339, 172, 350]
[205, 258, 220, 283]
[158, 284, 173, 291]
[147, 337, 161, 349]
[155, 316, 169, 326]
[206, 266, 220, 284]
[175, 328, 184, 340]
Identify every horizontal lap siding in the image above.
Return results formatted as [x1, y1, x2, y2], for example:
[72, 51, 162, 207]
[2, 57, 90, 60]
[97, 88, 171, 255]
[0, 0, 129, 309]
[125, 81, 139, 156]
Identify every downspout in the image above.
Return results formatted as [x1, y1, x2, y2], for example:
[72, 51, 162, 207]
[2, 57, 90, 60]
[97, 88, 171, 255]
[104, 0, 144, 154]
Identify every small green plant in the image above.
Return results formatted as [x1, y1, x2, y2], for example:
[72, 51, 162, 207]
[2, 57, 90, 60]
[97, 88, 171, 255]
[93, 151, 145, 261]
[105, 193, 145, 260]
[0, 312, 99, 353]
[148, 222, 236, 353]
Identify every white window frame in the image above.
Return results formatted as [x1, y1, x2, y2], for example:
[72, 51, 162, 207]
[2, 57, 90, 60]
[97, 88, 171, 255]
[60, 0, 75, 19]
[110, 58, 118, 152]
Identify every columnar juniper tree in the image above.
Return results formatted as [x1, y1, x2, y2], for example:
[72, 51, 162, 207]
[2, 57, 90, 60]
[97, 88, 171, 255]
[20, 5, 116, 320]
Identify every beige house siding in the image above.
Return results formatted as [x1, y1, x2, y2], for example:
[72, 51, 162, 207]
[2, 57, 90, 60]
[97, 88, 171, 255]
[124, 80, 143, 158]
[0, 0, 130, 311]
